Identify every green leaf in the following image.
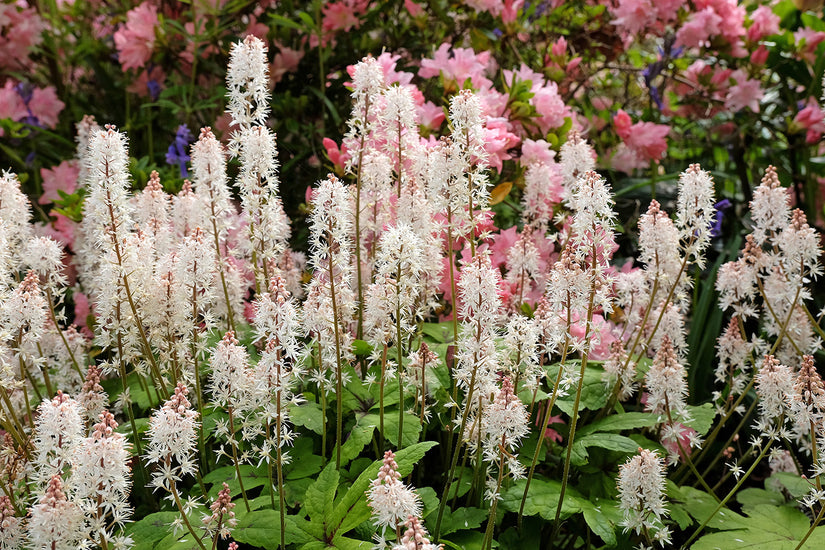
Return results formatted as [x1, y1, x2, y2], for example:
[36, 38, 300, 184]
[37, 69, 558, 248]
[352, 339, 373, 357]
[330, 442, 438, 537]
[305, 462, 339, 524]
[676, 486, 750, 531]
[358, 412, 421, 448]
[233, 510, 313, 549]
[500, 478, 586, 520]
[580, 499, 621, 546]
[553, 362, 609, 415]
[421, 322, 455, 343]
[289, 399, 325, 434]
[126, 512, 177, 550]
[772, 472, 814, 499]
[285, 453, 324, 480]
[437, 507, 488, 536]
[690, 504, 825, 549]
[417, 486, 439, 519]
[685, 403, 717, 436]
[737, 488, 786, 511]
[202, 465, 268, 499]
[571, 433, 639, 465]
[339, 423, 375, 465]
[692, 527, 825, 550]
[575, 412, 660, 438]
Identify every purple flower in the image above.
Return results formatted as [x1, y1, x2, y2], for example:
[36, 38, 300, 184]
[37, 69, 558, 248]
[710, 199, 731, 237]
[166, 124, 193, 178]
[147, 79, 161, 101]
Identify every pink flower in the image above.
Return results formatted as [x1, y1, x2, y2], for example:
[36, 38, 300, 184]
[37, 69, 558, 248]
[750, 44, 769, 65]
[521, 139, 555, 165]
[661, 422, 697, 461]
[484, 117, 520, 172]
[795, 28, 825, 64]
[747, 5, 780, 43]
[180, 21, 220, 66]
[113, 2, 158, 71]
[322, 137, 349, 173]
[611, 144, 646, 173]
[322, 0, 369, 33]
[489, 226, 520, 270]
[404, 0, 424, 16]
[419, 43, 494, 90]
[611, 0, 654, 36]
[418, 100, 445, 130]
[534, 401, 564, 443]
[696, 0, 746, 46]
[551, 37, 567, 57]
[628, 122, 669, 161]
[244, 14, 269, 41]
[613, 109, 633, 141]
[0, 3, 44, 71]
[39, 160, 79, 205]
[27, 86, 64, 129]
[271, 44, 304, 86]
[725, 70, 762, 112]
[0, 81, 28, 122]
[73, 291, 90, 328]
[793, 99, 825, 144]
[126, 65, 166, 98]
[675, 8, 722, 49]
[374, 52, 414, 86]
[44, 213, 76, 250]
[613, 109, 669, 162]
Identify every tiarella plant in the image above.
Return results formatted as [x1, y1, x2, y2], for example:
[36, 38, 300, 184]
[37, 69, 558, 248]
[4, 6, 825, 549]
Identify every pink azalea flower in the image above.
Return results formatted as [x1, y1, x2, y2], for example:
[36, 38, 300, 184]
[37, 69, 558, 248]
[0, 3, 44, 71]
[73, 291, 91, 328]
[489, 226, 520, 270]
[322, 137, 349, 173]
[28, 86, 64, 129]
[627, 122, 669, 161]
[551, 37, 567, 57]
[39, 160, 79, 205]
[613, 109, 633, 141]
[661, 423, 697, 462]
[696, 0, 746, 46]
[795, 28, 825, 64]
[746, 5, 780, 43]
[418, 100, 445, 130]
[113, 2, 158, 71]
[45, 212, 77, 250]
[611, 0, 655, 36]
[179, 21, 220, 66]
[271, 44, 304, 86]
[404, 0, 424, 16]
[484, 117, 520, 172]
[0, 81, 28, 122]
[126, 65, 166, 98]
[521, 139, 555, 165]
[419, 43, 494, 90]
[675, 8, 722, 49]
[244, 14, 269, 41]
[534, 401, 564, 443]
[725, 70, 762, 112]
[750, 44, 769, 65]
[611, 143, 647, 173]
[613, 110, 669, 162]
[374, 52, 415, 86]
[793, 99, 825, 144]
[322, 0, 369, 33]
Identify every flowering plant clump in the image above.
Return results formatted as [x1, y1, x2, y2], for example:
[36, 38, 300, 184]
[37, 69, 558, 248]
[4, 2, 825, 549]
